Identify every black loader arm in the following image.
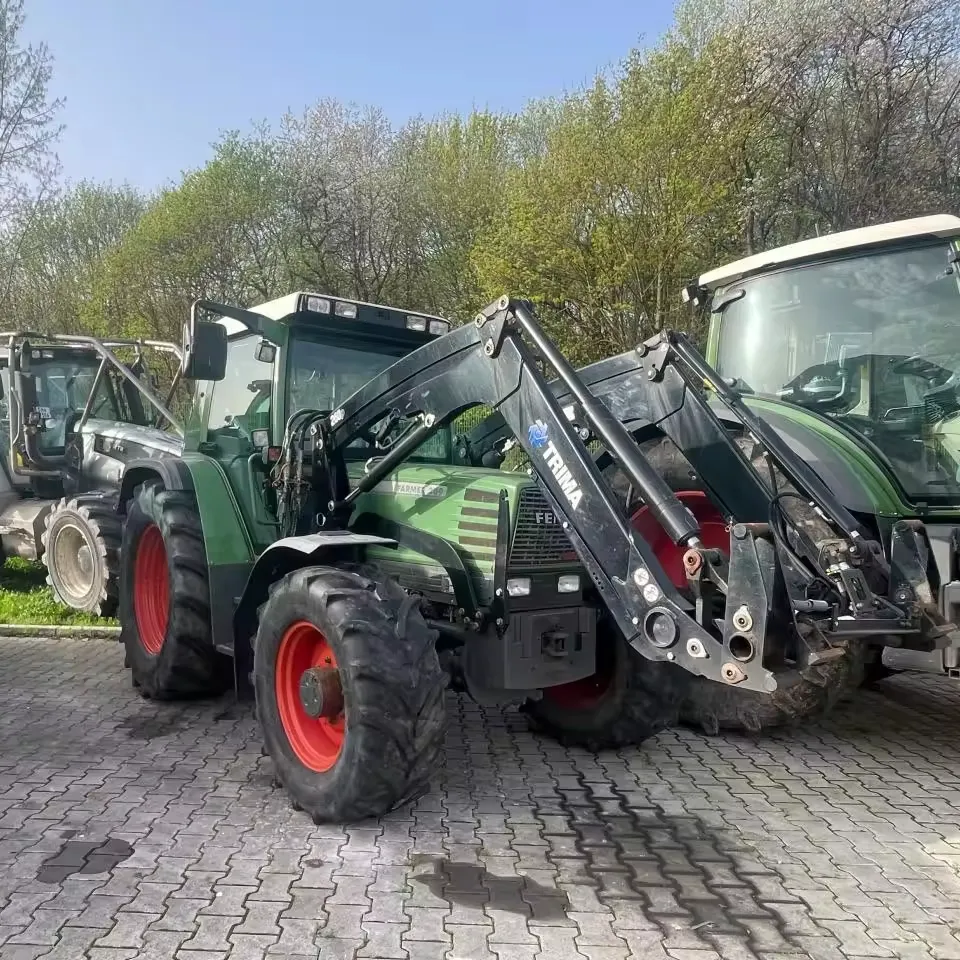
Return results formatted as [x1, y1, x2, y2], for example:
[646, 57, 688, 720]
[303, 297, 793, 694]
[460, 330, 953, 655]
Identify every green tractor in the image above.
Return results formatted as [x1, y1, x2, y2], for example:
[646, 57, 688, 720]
[662, 213, 960, 732]
[105, 290, 949, 821]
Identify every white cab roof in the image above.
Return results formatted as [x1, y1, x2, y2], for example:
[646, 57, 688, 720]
[700, 215, 960, 290]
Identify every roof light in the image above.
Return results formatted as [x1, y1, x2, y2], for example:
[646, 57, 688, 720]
[406, 316, 427, 331]
[335, 301, 358, 319]
[305, 296, 331, 314]
[428, 319, 450, 335]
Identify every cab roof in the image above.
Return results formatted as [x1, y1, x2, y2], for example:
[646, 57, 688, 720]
[251, 291, 448, 324]
[699, 214, 960, 291]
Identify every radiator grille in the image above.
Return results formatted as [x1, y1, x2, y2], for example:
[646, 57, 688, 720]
[509, 485, 579, 568]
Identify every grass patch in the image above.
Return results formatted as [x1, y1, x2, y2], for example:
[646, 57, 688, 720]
[0, 556, 118, 627]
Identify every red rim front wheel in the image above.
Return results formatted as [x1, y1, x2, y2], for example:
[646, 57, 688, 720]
[275, 620, 345, 773]
[133, 523, 169, 655]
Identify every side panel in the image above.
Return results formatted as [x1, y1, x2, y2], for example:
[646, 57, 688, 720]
[348, 463, 530, 605]
[177, 452, 257, 653]
[179, 452, 257, 566]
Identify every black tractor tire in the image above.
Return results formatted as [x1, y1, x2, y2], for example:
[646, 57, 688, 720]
[523, 621, 687, 750]
[603, 434, 865, 736]
[253, 564, 447, 823]
[119, 481, 226, 700]
[41, 495, 121, 616]
[680, 639, 866, 735]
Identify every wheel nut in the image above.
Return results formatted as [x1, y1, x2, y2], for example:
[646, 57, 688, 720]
[299, 667, 343, 719]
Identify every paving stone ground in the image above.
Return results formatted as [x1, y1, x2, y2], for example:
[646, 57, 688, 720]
[2, 637, 960, 960]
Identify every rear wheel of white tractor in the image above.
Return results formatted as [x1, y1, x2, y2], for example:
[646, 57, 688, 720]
[42, 495, 121, 616]
[119, 481, 227, 700]
[604, 435, 865, 736]
[254, 564, 447, 823]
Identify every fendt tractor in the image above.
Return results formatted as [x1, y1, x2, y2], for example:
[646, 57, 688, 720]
[0, 331, 182, 615]
[463, 215, 960, 736]
[83, 289, 952, 822]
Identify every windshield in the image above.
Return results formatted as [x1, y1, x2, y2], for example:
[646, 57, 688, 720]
[0, 355, 135, 455]
[713, 241, 960, 504]
[287, 335, 452, 463]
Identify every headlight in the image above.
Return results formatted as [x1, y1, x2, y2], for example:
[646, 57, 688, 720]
[557, 574, 581, 593]
[428, 319, 451, 335]
[506, 577, 532, 597]
[335, 301, 358, 318]
[406, 316, 427, 331]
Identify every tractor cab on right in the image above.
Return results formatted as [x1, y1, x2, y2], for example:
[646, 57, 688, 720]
[688, 214, 960, 687]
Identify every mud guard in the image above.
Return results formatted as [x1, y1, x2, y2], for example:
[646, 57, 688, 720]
[230, 532, 398, 698]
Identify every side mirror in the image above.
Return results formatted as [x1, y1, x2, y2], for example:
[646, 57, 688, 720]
[255, 340, 276, 363]
[182, 306, 228, 381]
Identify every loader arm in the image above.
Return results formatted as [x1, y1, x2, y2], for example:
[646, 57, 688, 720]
[283, 297, 928, 695]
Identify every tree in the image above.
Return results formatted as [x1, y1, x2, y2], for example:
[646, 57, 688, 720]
[87, 135, 288, 341]
[472, 33, 747, 361]
[0, 182, 146, 333]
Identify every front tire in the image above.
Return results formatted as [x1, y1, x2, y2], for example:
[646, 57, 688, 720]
[119, 481, 225, 699]
[254, 564, 447, 823]
[42, 495, 121, 616]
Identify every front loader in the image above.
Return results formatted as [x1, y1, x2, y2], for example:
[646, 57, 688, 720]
[100, 291, 947, 822]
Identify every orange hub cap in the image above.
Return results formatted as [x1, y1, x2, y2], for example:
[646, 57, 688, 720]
[275, 621, 345, 772]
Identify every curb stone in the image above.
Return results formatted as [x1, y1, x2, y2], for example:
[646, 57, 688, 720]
[0, 624, 120, 638]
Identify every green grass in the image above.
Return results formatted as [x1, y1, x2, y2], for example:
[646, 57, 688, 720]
[0, 556, 118, 627]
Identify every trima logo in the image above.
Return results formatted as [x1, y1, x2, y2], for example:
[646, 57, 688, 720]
[541, 440, 583, 510]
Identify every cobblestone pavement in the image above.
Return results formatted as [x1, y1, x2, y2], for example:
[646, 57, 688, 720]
[2, 638, 960, 960]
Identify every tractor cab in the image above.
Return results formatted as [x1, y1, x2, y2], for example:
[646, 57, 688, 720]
[693, 215, 960, 514]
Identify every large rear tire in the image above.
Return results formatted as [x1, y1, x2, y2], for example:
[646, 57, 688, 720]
[523, 619, 686, 750]
[606, 435, 865, 736]
[42, 495, 121, 616]
[254, 564, 447, 823]
[119, 481, 226, 700]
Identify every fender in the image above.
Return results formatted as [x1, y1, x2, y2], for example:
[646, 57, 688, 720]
[119, 457, 194, 505]
[229, 531, 398, 695]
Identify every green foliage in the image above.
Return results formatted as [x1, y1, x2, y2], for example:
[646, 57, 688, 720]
[0, 558, 115, 626]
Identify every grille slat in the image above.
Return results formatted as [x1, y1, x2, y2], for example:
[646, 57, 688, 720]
[509, 486, 579, 568]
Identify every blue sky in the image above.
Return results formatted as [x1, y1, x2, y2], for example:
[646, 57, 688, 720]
[23, 0, 675, 190]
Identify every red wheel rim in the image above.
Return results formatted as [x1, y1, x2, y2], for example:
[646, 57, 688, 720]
[544, 491, 728, 709]
[275, 621, 345, 773]
[629, 490, 729, 588]
[133, 523, 169, 655]
[543, 638, 617, 710]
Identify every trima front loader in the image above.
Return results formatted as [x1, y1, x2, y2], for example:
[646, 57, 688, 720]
[102, 291, 948, 821]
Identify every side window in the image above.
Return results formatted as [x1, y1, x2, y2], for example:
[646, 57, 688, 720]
[207, 335, 274, 442]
